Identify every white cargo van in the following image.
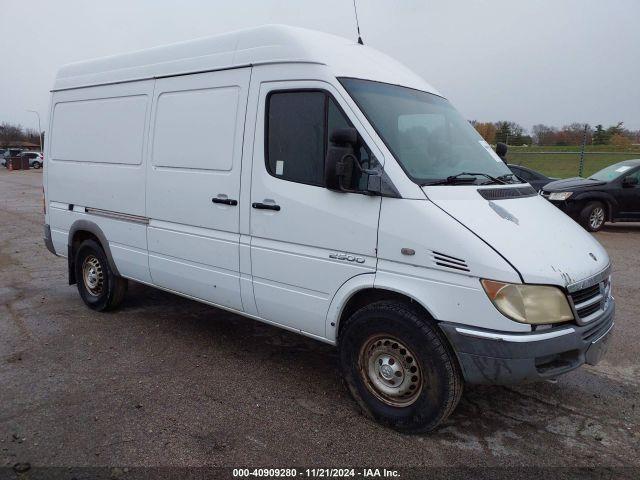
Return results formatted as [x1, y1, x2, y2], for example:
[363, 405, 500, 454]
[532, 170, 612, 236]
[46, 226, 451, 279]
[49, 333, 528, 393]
[44, 25, 614, 432]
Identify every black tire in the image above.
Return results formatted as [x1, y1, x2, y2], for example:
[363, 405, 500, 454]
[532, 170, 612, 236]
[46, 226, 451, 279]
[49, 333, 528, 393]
[339, 301, 463, 433]
[580, 201, 606, 232]
[32, 161, 41, 169]
[74, 239, 127, 311]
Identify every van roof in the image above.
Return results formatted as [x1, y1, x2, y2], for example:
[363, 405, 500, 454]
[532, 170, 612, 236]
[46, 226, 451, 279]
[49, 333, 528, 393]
[54, 25, 438, 95]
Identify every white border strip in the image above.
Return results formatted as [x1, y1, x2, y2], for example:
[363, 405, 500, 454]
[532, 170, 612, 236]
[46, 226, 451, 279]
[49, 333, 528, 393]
[455, 327, 576, 343]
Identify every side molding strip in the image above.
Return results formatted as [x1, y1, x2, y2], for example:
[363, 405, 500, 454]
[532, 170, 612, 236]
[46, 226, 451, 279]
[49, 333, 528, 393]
[85, 207, 149, 225]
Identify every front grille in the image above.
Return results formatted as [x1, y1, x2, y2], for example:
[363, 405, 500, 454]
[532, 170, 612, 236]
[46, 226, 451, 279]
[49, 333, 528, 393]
[572, 284, 600, 305]
[582, 307, 614, 342]
[578, 302, 601, 319]
[569, 277, 611, 324]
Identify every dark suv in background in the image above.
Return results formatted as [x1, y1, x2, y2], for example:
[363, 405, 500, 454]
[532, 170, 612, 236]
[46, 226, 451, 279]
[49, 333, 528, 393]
[542, 159, 640, 231]
[508, 164, 557, 191]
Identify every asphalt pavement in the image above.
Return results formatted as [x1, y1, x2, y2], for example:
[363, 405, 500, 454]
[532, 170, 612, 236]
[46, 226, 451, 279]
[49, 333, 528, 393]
[1, 169, 638, 474]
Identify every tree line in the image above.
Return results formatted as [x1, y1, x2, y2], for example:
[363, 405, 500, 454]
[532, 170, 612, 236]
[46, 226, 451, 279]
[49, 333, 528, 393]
[2, 118, 639, 150]
[0, 122, 43, 147]
[471, 120, 639, 147]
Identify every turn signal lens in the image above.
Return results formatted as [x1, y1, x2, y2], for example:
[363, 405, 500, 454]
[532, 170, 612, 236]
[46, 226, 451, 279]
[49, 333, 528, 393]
[481, 279, 574, 325]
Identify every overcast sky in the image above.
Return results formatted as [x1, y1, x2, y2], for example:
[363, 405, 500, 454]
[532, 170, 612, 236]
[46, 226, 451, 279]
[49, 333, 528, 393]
[1, 0, 639, 134]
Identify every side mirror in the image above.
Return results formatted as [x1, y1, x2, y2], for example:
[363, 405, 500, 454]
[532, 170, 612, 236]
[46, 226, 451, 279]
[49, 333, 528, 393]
[330, 128, 358, 146]
[325, 128, 358, 191]
[495, 142, 508, 159]
[622, 176, 639, 188]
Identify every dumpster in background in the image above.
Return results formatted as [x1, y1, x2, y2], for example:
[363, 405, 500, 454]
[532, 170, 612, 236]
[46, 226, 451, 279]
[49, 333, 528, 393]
[7, 157, 29, 170]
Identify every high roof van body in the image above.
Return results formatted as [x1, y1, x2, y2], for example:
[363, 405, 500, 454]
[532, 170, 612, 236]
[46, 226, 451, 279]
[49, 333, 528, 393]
[44, 25, 614, 432]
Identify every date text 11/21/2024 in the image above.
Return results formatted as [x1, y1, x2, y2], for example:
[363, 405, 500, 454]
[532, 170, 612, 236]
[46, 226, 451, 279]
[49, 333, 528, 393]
[232, 468, 400, 477]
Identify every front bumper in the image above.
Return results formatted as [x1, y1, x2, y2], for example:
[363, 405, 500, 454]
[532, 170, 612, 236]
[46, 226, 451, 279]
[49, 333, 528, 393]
[440, 300, 614, 385]
[542, 196, 581, 218]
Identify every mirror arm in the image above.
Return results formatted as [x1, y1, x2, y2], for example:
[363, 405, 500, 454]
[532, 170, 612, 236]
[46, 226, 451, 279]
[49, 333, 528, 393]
[336, 153, 383, 195]
[356, 164, 384, 196]
[350, 156, 379, 177]
[336, 153, 360, 194]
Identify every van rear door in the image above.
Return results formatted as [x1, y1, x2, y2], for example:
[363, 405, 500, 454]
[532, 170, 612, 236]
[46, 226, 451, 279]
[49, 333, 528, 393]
[146, 68, 250, 311]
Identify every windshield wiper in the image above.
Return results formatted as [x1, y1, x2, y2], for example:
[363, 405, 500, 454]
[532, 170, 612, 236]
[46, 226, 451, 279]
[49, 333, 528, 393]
[494, 173, 518, 184]
[422, 172, 507, 186]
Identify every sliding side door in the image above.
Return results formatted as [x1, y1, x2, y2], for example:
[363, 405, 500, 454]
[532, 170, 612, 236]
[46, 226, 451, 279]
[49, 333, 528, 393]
[146, 68, 250, 311]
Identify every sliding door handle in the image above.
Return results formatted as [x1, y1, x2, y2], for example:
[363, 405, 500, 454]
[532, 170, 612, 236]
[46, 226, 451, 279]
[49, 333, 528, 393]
[252, 202, 281, 211]
[212, 197, 238, 206]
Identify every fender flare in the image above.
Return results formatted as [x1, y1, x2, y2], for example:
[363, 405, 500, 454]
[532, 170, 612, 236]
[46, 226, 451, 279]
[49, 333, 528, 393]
[68, 219, 120, 279]
[325, 273, 375, 344]
[325, 272, 438, 344]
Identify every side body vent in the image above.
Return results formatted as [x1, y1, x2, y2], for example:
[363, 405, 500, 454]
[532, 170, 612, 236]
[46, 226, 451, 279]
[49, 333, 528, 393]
[431, 251, 470, 272]
[478, 186, 537, 200]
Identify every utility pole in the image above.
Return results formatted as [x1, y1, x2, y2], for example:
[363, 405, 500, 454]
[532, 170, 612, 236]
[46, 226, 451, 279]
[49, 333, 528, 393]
[26, 110, 43, 153]
[578, 124, 588, 177]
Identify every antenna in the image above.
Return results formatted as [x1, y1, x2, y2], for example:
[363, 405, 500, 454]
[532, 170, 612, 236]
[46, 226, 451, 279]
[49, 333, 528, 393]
[352, 0, 364, 44]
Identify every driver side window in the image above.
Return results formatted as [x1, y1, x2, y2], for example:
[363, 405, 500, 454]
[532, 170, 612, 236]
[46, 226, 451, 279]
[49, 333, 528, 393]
[627, 169, 640, 184]
[266, 90, 375, 189]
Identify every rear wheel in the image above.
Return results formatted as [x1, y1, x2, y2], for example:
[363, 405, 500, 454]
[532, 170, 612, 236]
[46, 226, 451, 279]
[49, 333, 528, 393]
[31, 161, 42, 169]
[580, 201, 606, 232]
[74, 239, 127, 311]
[339, 301, 463, 433]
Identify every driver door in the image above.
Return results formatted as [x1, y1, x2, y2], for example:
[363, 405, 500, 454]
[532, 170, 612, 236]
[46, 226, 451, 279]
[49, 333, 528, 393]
[618, 168, 640, 219]
[249, 79, 382, 338]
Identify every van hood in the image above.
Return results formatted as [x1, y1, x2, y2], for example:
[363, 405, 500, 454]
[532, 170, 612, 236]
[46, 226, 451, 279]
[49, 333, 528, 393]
[422, 185, 610, 287]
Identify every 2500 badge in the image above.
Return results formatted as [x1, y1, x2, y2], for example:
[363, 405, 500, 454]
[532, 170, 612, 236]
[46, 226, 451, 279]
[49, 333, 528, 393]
[329, 252, 365, 264]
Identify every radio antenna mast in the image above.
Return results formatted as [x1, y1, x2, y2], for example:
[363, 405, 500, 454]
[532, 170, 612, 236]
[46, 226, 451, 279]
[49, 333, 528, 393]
[352, 0, 364, 44]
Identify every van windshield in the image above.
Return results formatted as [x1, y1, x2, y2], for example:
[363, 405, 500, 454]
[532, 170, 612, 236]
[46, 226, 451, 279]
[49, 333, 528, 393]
[340, 78, 516, 185]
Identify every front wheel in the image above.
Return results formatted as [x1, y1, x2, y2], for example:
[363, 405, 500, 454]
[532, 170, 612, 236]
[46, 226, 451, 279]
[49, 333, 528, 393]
[580, 201, 606, 232]
[32, 161, 42, 169]
[74, 239, 127, 311]
[339, 301, 463, 433]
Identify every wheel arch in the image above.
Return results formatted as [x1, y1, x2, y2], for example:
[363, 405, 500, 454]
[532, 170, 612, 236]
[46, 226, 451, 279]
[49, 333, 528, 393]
[68, 220, 120, 285]
[326, 274, 437, 345]
[573, 192, 617, 220]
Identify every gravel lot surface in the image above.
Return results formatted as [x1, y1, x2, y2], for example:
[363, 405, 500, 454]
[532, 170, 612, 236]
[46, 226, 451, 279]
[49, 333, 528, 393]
[1, 169, 638, 472]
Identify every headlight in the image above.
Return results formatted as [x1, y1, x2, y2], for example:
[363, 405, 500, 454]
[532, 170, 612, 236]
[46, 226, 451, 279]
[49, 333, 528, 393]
[549, 192, 573, 201]
[481, 279, 574, 324]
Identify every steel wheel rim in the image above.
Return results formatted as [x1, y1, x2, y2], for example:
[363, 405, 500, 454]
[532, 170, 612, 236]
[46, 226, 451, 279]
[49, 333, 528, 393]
[589, 207, 605, 229]
[358, 335, 423, 407]
[82, 255, 104, 296]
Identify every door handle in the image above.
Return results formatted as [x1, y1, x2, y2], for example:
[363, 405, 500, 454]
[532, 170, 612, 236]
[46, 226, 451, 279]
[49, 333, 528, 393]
[212, 197, 238, 206]
[252, 202, 281, 211]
